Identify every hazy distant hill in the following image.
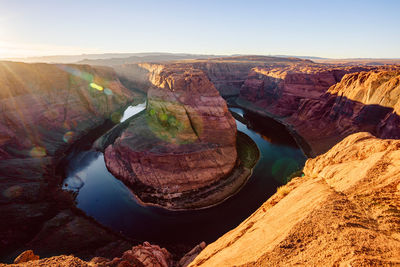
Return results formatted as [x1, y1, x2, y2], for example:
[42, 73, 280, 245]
[2, 52, 223, 64]
[3, 52, 400, 66]
[312, 58, 400, 65]
[77, 53, 223, 66]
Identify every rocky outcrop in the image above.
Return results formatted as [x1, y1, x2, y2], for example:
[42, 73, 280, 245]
[239, 64, 373, 117]
[177, 242, 206, 267]
[287, 69, 400, 155]
[104, 65, 239, 209]
[0, 61, 142, 261]
[327, 70, 400, 115]
[0, 255, 89, 267]
[106, 242, 172, 267]
[13, 250, 39, 264]
[1, 242, 173, 266]
[189, 132, 400, 266]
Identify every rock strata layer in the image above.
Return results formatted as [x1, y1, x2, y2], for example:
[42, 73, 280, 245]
[237, 65, 400, 155]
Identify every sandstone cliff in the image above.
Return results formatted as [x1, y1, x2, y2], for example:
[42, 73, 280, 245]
[0, 61, 143, 261]
[112, 56, 312, 97]
[189, 132, 400, 266]
[104, 65, 239, 209]
[239, 64, 373, 117]
[238, 65, 400, 155]
[288, 69, 400, 155]
[114, 59, 400, 157]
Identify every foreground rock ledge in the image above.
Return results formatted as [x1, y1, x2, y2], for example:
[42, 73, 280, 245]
[1, 242, 174, 267]
[189, 132, 400, 266]
[104, 66, 240, 209]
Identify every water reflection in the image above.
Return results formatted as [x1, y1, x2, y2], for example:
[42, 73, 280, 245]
[120, 102, 147, 122]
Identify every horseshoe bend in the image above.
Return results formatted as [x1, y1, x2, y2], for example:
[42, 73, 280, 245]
[1, 2, 400, 266]
[101, 65, 250, 210]
[1, 56, 400, 266]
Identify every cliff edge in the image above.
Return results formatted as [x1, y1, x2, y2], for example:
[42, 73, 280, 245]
[189, 132, 400, 266]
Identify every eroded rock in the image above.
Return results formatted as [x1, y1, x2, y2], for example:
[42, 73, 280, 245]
[104, 65, 238, 208]
[238, 65, 400, 155]
[13, 250, 39, 264]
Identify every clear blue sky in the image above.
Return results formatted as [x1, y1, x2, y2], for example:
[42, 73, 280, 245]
[0, 0, 399, 58]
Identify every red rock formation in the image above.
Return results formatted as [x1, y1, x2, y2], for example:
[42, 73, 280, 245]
[106, 242, 172, 267]
[113, 56, 312, 97]
[0, 61, 141, 260]
[13, 250, 39, 264]
[239, 64, 375, 117]
[238, 64, 400, 155]
[287, 69, 400, 155]
[104, 65, 237, 206]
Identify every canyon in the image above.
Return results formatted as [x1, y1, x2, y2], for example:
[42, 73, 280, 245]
[1, 56, 400, 266]
[237, 64, 400, 155]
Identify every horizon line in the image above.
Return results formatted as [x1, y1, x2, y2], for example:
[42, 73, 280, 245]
[2, 52, 400, 61]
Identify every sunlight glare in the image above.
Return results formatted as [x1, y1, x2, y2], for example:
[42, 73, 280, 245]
[90, 82, 104, 91]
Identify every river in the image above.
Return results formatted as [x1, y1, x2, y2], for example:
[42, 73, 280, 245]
[62, 103, 306, 249]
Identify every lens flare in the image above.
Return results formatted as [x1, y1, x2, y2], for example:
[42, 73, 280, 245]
[30, 146, 47, 157]
[104, 88, 113, 95]
[63, 131, 75, 143]
[57, 65, 94, 82]
[90, 82, 103, 91]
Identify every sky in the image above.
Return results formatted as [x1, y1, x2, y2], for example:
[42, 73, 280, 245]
[0, 0, 399, 59]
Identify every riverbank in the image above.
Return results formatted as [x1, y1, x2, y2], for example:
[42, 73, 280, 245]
[231, 97, 314, 158]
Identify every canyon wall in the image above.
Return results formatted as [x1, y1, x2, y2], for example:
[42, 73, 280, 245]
[115, 57, 400, 156]
[238, 64, 373, 116]
[286, 69, 400, 155]
[238, 65, 400, 155]
[0, 61, 143, 261]
[189, 132, 400, 266]
[114, 58, 399, 156]
[112, 56, 313, 97]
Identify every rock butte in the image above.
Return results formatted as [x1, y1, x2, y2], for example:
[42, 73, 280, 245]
[1, 56, 400, 265]
[104, 65, 238, 208]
